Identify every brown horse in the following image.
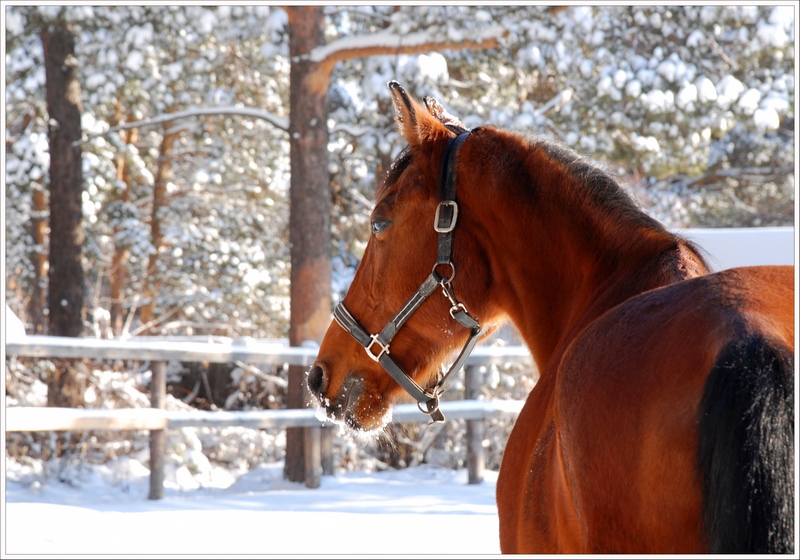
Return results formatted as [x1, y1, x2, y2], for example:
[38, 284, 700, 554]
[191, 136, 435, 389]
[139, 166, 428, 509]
[307, 82, 795, 554]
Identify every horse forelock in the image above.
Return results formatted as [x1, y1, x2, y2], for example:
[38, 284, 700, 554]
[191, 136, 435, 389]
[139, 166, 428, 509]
[377, 147, 413, 201]
[377, 123, 468, 202]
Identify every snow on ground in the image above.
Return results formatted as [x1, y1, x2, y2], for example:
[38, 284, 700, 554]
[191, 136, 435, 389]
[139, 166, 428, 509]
[3, 461, 501, 556]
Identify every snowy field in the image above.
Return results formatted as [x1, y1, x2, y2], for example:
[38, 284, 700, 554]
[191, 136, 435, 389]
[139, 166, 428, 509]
[3, 461, 501, 556]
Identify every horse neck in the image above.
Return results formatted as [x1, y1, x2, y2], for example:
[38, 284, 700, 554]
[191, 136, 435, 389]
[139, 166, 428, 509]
[464, 141, 707, 372]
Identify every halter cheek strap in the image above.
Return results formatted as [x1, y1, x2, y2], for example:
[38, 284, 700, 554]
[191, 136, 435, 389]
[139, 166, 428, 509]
[333, 132, 482, 423]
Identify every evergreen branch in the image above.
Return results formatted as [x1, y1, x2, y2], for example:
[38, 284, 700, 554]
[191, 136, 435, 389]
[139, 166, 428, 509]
[298, 26, 509, 93]
[74, 106, 289, 146]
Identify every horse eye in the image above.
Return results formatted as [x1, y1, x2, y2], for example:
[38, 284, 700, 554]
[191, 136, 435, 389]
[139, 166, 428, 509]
[371, 219, 390, 236]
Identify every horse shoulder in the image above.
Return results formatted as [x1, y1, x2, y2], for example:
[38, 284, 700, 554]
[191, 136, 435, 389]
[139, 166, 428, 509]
[498, 372, 585, 553]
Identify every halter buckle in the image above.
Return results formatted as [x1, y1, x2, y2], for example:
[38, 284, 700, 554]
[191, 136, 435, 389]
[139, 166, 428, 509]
[434, 201, 459, 233]
[365, 334, 390, 362]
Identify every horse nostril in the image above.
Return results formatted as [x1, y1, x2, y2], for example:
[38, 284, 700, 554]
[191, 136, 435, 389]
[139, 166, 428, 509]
[306, 365, 326, 399]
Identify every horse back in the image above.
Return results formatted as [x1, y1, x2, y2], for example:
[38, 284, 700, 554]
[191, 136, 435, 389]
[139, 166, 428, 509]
[504, 265, 794, 553]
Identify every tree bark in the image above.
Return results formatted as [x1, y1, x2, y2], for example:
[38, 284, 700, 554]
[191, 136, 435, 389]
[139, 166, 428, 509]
[139, 123, 179, 334]
[109, 101, 137, 336]
[42, 19, 84, 338]
[29, 186, 48, 334]
[284, 6, 332, 485]
[41, 18, 86, 410]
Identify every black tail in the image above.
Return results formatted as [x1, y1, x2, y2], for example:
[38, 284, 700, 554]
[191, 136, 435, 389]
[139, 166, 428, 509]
[697, 334, 794, 553]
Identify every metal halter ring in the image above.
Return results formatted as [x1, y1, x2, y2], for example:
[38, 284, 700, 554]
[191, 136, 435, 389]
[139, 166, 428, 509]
[432, 261, 456, 284]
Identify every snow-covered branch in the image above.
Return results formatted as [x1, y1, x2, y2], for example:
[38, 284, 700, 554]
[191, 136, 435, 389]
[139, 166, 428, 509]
[330, 123, 371, 137]
[534, 89, 573, 117]
[306, 26, 508, 77]
[75, 106, 289, 146]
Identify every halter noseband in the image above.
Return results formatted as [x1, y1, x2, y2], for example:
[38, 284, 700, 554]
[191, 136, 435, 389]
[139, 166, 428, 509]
[333, 131, 482, 423]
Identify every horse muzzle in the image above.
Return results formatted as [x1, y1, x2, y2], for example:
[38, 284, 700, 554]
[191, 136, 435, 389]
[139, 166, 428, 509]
[306, 363, 385, 431]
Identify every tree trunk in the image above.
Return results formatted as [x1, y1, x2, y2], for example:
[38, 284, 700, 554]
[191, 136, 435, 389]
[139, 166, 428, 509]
[109, 237, 130, 335]
[284, 6, 332, 485]
[42, 19, 84, 338]
[29, 186, 48, 334]
[109, 102, 137, 336]
[139, 124, 179, 334]
[41, 19, 86, 412]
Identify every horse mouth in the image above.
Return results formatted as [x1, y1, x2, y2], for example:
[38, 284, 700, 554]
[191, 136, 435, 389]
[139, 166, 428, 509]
[316, 374, 390, 433]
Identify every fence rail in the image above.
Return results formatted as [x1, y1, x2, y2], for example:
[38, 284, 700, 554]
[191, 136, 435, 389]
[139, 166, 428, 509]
[5, 335, 533, 365]
[5, 335, 533, 498]
[5, 399, 525, 432]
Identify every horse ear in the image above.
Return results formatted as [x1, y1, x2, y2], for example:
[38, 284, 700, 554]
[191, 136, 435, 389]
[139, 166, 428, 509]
[388, 81, 450, 147]
[423, 95, 464, 129]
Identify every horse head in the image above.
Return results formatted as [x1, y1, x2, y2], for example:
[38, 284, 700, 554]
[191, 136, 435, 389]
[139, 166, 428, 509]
[307, 82, 497, 431]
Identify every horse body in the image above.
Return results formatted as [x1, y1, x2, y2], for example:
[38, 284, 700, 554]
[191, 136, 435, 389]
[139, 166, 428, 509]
[499, 266, 793, 552]
[308, 83, 794, 554]
[441, 127, 794, 553]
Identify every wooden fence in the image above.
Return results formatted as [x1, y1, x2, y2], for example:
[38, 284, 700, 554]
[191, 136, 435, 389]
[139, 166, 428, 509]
[5, 335, 532, 498]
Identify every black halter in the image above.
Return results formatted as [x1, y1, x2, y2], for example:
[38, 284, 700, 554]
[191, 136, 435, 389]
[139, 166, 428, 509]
[333, 132, 482, 423]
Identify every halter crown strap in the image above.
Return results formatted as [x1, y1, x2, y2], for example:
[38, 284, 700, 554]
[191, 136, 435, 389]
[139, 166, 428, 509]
[334, 131, 481, 424]
[435, 132, 469, 266]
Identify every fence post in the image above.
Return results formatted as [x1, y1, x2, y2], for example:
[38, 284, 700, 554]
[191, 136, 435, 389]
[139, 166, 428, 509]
[148, 360, 166, 500]
[465, 364, 485, 484]
[321, 425, 334, 475]
[304, 426, 321, 488]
